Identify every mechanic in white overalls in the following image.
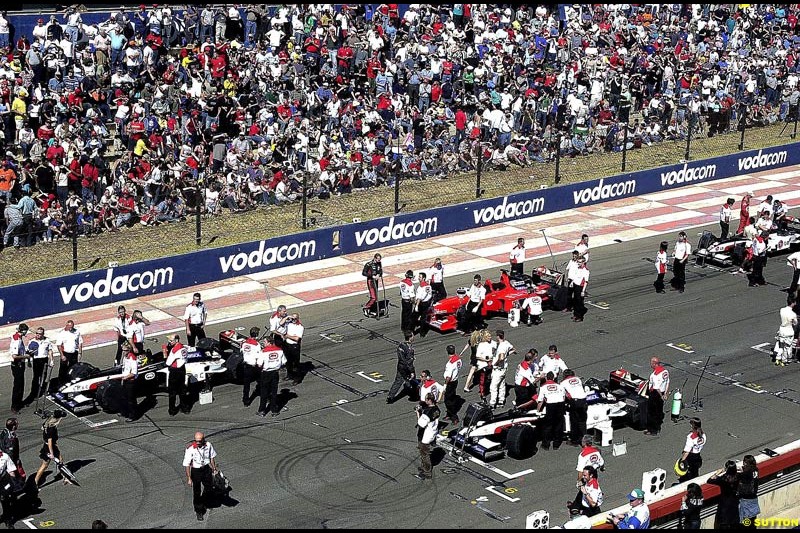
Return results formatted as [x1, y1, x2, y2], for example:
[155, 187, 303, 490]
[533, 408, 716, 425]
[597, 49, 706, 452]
[775, 297, 797, 367]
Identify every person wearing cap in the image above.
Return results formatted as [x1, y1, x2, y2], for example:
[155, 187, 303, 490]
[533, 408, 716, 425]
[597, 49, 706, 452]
[164, 334, 189, 416]
[362, 253, 384, 316]
[611, 489, 650, 529]
[113, 305, 134, 366]
[415, 392, 440, 480]
[26, 327, 55, 403]
[670, 232, 691, 293]
[283, 313, 304, 384]
[678, 417, 706, 482]
[399, 270, 416, 333]
[736, 192, 754, 235]
[8, 324, 30, 414]
[441, 344, 461, 424]
[240, 327, 262, 407]
[430, 257, 447, 302]
[0, 160, 16, 202]
[115, 340, 139, 422]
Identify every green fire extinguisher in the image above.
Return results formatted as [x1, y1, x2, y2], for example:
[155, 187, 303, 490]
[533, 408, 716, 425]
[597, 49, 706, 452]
[671, 390, 682, 422]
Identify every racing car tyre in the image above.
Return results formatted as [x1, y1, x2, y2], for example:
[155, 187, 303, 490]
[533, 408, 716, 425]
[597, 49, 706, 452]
[66, 362, 100, 382]
[224, 351, 245, 383]
[548, 285, 569, 311]
[506, 425, 536, 460]
[95, 381, 125, 414]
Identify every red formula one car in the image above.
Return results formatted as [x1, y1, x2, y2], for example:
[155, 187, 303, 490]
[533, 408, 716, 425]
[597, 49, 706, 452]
[425, 267, 564, 332]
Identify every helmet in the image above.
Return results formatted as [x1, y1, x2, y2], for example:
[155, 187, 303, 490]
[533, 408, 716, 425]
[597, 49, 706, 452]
[674, 459, 688, 477]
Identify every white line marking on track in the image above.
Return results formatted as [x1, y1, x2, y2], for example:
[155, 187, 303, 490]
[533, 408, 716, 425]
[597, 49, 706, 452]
[355, 371, 383, 383]
[21, 519, 36, 529]
[751, 343, 773, 354]
[333, 400, 362, 417]
[467, 456, 533, 480]
[733, 383, 767, 395]
[486, 486, 521, 502]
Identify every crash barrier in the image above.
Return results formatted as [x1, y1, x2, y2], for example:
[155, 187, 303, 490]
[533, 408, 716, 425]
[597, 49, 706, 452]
[584, 439, 800, 529]
[1, 143, 798, 325]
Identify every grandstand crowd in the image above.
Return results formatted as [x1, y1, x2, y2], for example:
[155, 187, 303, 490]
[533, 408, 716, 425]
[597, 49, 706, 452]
[1, 3, 799, 249]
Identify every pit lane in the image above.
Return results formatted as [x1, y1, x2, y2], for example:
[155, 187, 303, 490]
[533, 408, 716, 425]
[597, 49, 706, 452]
[6, 219, 800, 529]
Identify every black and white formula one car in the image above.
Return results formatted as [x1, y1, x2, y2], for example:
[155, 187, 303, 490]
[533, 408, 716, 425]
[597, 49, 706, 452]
[694, 226, 800, 267]
[438, 369, 649, 461]
[50, 338, 230, 415]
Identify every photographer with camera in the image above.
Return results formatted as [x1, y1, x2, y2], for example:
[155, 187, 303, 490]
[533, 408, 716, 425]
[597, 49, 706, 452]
[568, 466, 603, 517]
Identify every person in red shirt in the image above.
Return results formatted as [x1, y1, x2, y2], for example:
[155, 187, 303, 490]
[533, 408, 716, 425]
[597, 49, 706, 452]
[81, 159, 99, 203]
[115, 190, 137, 228]
[455, 108, 467, 145]
[736, 191, 753, 235]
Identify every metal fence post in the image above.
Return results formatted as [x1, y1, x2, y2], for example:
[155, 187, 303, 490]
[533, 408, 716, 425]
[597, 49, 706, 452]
[621, 123, 629, 172]
[302, 172, 308, 229]
[554, 133, 561, 184]
[195, 188, 202, 246]
[684, 118, 692, 161]
[738, 121, 745, 151]
[394, 163, 401, 214]
[475, 144, 483, 199]
[793, 110, 799, 140]
[72, 223, 78, 272]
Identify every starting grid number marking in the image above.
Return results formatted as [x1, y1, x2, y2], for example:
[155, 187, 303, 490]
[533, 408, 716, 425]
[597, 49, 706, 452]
[486, 485, 520, 503]
[320, 333, 344, 344]
[40, 522, 54, 528]
[667, 343, 695, 354]
[356, 371, 383, 383]
[586, 300, 610, 310]
[734, 382, 767, 394]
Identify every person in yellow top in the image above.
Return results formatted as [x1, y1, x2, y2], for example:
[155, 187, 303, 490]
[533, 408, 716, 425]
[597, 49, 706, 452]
[133, 137, 149, 157]
[11, 90, 27, 137]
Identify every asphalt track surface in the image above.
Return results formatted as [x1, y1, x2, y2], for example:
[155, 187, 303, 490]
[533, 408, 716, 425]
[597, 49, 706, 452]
[5, 220, 800, 529]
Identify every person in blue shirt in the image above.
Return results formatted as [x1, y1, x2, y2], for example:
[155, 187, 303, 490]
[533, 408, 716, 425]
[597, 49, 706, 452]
[611, 489, 651, 529]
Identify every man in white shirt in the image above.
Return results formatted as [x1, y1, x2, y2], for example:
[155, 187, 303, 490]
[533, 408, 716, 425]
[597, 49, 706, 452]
[182, 432, 218, 521]
[55, 320, 83, 387]
[670, 231, 691, 293]
[489, 330, 514, 408]
[574, 234, 590, 263]
[283, 314, 304, 384]
[719, 198, 735, 239]
[415, 393, 440, 480]
[509, 237, 525, 276]
[26, 327, 55, 402]
[569, 259, 590, 322]
[257, 342, 287, 417]
[164, 334, 189, 415]
[117, 341, 139, 422]
[460, 274, 486, 333]
[442, 345, 461, 424]
[775, 297, 798, 366]
[539, 345, 568, 381]
[413, 272, 433, 333]
[183, 293, 207, 347]
[645, 357, 670, 436]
